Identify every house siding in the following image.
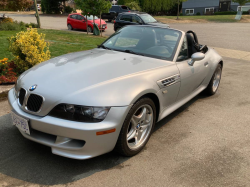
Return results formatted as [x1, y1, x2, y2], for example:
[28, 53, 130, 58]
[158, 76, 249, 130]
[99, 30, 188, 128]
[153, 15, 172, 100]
[182, 0, 250, 15]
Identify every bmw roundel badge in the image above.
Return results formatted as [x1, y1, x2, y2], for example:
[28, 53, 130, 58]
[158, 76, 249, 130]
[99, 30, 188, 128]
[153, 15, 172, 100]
[29, 85, 37, 91]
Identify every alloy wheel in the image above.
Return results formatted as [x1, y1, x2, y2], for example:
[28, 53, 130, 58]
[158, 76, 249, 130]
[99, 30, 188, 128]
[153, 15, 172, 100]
[126, 104, 153, 150]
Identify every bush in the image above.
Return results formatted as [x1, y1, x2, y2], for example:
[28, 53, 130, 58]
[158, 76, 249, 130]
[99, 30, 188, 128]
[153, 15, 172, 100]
[0, 21, 38, 31]
[64, 6, 73, 13]
[2, 18, 14, 23]
[196, 12, 201, 15]
[180, 13, 183, 16]
[214, 11, 237, 15]
[0, 21, 26, 31]
[8, 28, 51, 73]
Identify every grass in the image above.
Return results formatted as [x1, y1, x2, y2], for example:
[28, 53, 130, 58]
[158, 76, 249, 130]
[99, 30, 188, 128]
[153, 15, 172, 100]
[155, 15, 250, 23]
[0, 29, 106, 60]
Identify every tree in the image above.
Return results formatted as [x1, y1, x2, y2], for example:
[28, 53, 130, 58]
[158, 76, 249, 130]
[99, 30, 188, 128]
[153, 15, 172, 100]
[233, 0, 250, 6]
[75, 0, 95, 35]
[96, 0, 111, 36]
[125, 1, 141, 11]
[0, 0, 33, 11]
[41, 0, 61, 14]
[176, 0, 187, 19]
[75, 0, 111, 36]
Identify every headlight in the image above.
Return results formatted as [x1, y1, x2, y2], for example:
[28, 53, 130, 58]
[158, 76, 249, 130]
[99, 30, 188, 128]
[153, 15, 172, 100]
[92, 23, 99, 26]
[48, 104, 110, 123]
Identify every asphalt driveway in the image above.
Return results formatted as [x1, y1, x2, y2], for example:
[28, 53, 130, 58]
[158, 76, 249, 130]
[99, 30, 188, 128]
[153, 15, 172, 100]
[1, 57, 250, 186]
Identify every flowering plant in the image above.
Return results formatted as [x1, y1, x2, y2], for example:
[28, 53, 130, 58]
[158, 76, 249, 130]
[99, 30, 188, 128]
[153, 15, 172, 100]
[0, 58, 18, 84]
[8, 28, 51, 74]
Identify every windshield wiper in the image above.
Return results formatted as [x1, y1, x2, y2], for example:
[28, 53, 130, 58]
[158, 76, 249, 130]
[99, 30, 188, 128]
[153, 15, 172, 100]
[124, 49, 141, 55]
[98, 45, 111, 50]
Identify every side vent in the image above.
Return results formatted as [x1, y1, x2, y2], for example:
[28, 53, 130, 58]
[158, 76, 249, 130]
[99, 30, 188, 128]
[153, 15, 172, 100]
[157, 74, 180, 89]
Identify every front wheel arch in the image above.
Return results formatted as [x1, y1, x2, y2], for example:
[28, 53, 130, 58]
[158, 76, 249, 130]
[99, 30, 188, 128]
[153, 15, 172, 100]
[130, 92, 160, 123]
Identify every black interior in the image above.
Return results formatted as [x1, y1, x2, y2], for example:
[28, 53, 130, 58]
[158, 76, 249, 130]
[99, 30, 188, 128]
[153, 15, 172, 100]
[186, 30, 208, 58]
[186, 33, 198, 58]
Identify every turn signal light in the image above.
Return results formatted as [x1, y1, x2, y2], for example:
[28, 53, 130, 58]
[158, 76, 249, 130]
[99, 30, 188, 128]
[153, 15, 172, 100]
[96, 128, 116, 135]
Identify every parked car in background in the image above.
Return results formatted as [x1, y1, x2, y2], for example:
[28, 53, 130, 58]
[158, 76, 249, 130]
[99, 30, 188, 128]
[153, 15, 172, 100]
[67, 13, 107, 33]
[37, 4, 41, 11]
[114, 12, 169, 31]
[101, 5, 133, 22]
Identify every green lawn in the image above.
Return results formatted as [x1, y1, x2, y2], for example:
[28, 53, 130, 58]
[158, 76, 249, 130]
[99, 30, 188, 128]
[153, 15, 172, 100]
[156, 15, 242, 23]
[0, 29, 106, 60]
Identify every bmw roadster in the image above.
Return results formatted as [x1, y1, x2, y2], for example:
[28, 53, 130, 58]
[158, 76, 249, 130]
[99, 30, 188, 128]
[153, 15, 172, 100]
[8, 25, 223, 159]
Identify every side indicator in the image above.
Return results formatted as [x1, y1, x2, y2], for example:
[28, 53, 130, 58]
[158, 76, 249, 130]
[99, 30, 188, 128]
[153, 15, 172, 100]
[96, 128, 116, 135]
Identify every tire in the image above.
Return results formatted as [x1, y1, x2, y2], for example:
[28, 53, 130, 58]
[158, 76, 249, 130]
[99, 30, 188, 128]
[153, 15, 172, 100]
[87, 26, 93, 33]
[203, 64, 222, 96]
[108, 19, 112, 22]
[115, 97, 156, 157]
[67, 24, 73, 30]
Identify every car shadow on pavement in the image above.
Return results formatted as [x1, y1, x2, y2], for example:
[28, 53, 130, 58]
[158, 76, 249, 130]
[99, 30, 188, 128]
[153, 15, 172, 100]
[0, 94, 205, 185]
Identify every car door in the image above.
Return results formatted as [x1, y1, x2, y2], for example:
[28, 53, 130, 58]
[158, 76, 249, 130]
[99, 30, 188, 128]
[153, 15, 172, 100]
[76, 15, 85, 30]
[176, 35, 210, 101]
[118, 15, 132, 28]
[69, 14, 77, 28]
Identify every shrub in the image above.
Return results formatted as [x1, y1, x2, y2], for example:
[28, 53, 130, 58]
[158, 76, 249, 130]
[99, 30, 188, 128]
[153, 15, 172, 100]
[196, 12, 201, 15]
[0, 21, 26, 31]
[64, 6, 73, 13]
[0, 21, 38, 31]
[8, 28, 51, 74]
[0, 58, 17, 84]
[2, 18, 14, 23]
[179, 13, 183, 16]
[214, 11, 237, 15]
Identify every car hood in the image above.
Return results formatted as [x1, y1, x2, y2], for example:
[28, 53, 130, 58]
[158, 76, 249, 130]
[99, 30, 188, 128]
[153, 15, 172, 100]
[146, 22, 169, 28]
[18, 48, 171, 115]
[88, 19, 106, 24]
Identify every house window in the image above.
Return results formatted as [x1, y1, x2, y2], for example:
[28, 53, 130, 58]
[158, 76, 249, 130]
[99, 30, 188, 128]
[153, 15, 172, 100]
[205, 7, 214, 13]
[185, 9, 194, 15]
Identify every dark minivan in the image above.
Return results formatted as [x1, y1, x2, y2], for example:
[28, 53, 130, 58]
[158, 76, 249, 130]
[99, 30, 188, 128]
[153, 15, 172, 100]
[114, 12, 169, 31]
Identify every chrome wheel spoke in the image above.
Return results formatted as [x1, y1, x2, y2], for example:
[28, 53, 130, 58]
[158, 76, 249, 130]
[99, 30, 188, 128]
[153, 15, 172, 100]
[127, 130, 136, 141]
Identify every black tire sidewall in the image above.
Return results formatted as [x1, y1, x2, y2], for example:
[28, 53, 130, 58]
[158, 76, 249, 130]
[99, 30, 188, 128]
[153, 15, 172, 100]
[68, 24, 72, 30]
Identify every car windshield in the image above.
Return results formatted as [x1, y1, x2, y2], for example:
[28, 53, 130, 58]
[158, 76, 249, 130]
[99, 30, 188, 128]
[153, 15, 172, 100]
[140, 14, 157, 23]
[102, 26, 181, 61]
[85, 15, 99, 20]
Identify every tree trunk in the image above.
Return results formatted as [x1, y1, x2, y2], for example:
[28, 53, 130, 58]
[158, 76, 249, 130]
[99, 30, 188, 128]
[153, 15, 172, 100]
[34, 0, 41, 28]
[100, 12, 102, 36]
[177, 0, 180, 20]
[86, 15, 88, 35]
[93, 16, 95, 35]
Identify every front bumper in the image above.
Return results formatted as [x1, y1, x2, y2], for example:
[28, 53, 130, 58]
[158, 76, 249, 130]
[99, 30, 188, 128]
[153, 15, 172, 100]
[8, 88, 131, 159]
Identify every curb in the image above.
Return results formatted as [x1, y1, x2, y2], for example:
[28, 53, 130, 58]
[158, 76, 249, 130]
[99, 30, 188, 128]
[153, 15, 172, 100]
[0, 85, 13, 101]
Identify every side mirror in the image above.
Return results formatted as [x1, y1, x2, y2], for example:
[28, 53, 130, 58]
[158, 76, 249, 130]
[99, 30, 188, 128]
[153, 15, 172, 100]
[188, 52, 205, 66]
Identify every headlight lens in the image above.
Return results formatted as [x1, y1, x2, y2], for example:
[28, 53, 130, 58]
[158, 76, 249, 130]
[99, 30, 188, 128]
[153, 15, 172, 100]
[48, 104, 110, 123]
[92, 23, 99, 25]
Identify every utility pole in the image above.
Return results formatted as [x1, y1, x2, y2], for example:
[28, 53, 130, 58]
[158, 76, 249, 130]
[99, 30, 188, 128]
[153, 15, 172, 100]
[34, 0, 41, 28]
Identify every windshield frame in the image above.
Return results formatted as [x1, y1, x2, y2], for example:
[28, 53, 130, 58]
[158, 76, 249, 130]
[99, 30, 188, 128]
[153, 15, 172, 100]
[99, 25, 182, 61]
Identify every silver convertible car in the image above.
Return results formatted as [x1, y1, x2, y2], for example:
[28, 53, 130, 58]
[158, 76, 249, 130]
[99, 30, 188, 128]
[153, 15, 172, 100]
[8, 25, 223, 159]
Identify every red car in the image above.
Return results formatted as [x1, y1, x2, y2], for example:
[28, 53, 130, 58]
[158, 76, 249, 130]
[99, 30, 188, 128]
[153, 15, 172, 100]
[67, 13, 107, 33]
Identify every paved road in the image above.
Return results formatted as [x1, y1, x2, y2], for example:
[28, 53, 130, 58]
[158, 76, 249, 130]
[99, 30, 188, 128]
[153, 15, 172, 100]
[7, 14, 250, 51]
[1, 57, 250, 186]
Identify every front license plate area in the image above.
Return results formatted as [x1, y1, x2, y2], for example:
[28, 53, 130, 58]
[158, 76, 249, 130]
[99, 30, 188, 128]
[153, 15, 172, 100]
[11, 112, 30, 135]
